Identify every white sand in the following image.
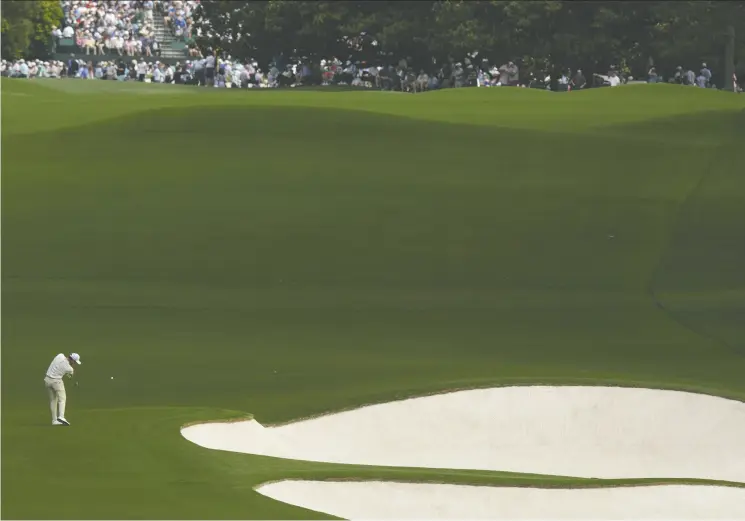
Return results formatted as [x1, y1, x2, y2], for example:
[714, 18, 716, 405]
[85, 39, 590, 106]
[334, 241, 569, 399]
[181, 386, 745, 481]
[256, 480, 745, 520]
[181, 386, 745, 518]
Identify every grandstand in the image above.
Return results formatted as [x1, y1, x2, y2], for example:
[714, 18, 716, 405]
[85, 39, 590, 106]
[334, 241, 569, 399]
[52, 1, 196, 63]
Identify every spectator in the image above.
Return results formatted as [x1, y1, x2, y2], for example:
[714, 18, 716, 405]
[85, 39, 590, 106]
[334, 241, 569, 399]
[204, 50, 216, 86]
[106, 61, 117, 80]
[647, 67, 659, 83]
[136, 59, 147, 81]
[18, 60, 29, 78]
[416, 70, 430, 92]
[216, 64, 227, 88]
[700, 63, 712, 86]
[505, 61, 519, 86]
[142, 35, 152, 57]
[49, 61, 61, 78]
[672, 66, 684, 84]
[144, 0, 154, 21]
[125, 36, 136, 56]
[95, 31, 106, 55]
[476, 68, 488, 87]
[571, 69, 586, 89]
[684, 68, 696, 85]
[695, 72, 708, 88]
[192, 56, 204, 85]
[152, 62, 163, 83]
[68, 55, 80, 77]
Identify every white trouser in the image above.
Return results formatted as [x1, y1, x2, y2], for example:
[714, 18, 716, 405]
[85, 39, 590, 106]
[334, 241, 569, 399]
[44, 376, 66, 421]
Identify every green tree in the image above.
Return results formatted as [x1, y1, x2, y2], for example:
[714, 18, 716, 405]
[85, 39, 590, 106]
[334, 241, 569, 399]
[1, 1, 36, 59]
[31, 0, 64, 58]
[190, 0, 743, 83]
[648, 1, 745, 85]
[1, 0, 63, 59]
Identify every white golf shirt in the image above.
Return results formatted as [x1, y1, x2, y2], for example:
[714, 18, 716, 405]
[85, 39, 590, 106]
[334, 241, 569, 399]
[46, 353, 74, 380]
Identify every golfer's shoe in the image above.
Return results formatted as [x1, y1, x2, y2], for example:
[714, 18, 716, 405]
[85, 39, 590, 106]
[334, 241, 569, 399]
[52, 420, 63, 426]
[57, 417, 70, 426]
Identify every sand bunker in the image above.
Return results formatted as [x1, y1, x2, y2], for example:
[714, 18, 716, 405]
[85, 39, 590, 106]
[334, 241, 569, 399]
[182, 386, 745, 518]
[181, 386, 745, 481]
[256, 480, 745, 520]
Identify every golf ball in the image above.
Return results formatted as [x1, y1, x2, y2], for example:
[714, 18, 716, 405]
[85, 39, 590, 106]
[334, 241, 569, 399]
[111, 376, 114, 380]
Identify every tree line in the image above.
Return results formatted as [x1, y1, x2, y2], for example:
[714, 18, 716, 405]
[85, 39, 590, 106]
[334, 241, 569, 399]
[1, 0, 742, 89]
[193, 0, 743, 89]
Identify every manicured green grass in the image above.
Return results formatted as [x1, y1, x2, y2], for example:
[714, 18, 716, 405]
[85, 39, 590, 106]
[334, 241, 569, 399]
[2, 79, 744, 519]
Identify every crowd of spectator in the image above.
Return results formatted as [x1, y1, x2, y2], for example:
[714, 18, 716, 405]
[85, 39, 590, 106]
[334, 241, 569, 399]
[162, 0, 198, 41]
[1, 56, 175, 82]
[276, 56, 525, 92]
[52, 1, 159, 56]
[2, 59, 67, 79]
[50, 1, 199, 57]
[572, 63, 738, 91]
[646, 63, 724, 89]
[0, 51, 518, 90]
[3, 52, 742, 94]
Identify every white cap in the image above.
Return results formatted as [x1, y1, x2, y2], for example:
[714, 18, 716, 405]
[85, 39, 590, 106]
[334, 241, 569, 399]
[70, 353, 82, 365]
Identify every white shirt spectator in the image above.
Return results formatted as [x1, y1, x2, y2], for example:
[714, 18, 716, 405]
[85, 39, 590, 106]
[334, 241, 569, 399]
[609, 74, 621, 87]
[63, 26, 75, 38]
[233, 65, 244, 87]
[46, 353, 78, 379]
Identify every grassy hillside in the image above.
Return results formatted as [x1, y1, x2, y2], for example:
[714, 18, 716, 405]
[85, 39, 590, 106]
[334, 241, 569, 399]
[2, 79, 744, 519]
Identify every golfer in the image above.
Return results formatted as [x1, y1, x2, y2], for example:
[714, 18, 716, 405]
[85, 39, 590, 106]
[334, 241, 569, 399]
[44, 352, 81, 426]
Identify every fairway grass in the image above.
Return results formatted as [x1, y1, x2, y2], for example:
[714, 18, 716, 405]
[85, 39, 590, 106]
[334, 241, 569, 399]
[2, 79, 744, 519]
